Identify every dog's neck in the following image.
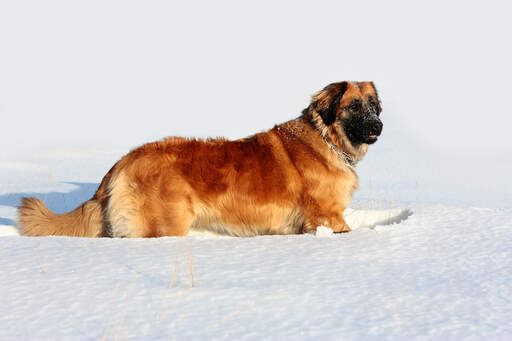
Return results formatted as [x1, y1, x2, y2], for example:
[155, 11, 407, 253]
[323, 138, 356, 168]
[300, 108, 367, 166]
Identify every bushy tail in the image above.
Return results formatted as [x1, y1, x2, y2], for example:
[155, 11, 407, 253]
[18, 197, 104, 237]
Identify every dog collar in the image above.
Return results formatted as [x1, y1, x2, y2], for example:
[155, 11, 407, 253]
[324, 139, 356, 168]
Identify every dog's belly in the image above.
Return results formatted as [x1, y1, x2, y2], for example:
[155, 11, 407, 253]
[190, 203, 304, 237]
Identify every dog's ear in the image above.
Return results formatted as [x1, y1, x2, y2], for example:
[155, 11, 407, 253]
[369, 82, 382, 113]
[313, 82, 348, 125]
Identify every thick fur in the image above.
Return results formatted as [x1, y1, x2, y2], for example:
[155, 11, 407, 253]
[18, 81, 383, 238]
[19, 198, 103, 237]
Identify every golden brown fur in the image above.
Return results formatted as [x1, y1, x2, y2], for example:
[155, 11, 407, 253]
[18, 81, 383, 237]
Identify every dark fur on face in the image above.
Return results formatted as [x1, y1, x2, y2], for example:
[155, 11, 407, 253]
[341, 95, 383, 145]
[310, 81, 383, 146]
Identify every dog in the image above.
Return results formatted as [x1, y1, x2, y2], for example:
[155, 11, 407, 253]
[18, 81, 383, 237]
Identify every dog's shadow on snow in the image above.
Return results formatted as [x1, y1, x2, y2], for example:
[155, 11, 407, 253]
[0, 182, 99, 227]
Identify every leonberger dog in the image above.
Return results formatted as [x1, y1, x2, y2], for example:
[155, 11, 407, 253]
[18, 81, 383, 237]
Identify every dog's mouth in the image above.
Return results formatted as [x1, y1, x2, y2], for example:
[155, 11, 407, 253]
[364, 134, 379, 144]
[363, 120, 382, 144]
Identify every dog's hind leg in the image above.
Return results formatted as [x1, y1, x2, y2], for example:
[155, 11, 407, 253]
[104, 173, 145, 238]
[158, 205, 195, 237]
[134, 192, 197, 237]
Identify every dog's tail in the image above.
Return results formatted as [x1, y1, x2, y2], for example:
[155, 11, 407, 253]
[18, 197, 104, 237]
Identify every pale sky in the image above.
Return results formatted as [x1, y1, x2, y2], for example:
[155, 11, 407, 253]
[1, 1, 511, 173]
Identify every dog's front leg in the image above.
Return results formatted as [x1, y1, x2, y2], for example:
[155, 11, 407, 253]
[329, 213, 352, 233]
[301, 208, 352, 234]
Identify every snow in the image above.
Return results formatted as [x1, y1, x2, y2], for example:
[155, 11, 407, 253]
[0, 206, 511, 340]
[315, 226, 334, 238]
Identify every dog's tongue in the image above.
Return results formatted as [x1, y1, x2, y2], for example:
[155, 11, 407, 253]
[369, 134, 377, 138]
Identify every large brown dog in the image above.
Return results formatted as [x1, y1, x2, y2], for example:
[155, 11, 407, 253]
[18, 81, 383, 237]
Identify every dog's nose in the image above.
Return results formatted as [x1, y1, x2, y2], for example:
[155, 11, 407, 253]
[370, 120, 383, 136]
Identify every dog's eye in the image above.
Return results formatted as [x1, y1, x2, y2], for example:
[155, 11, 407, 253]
[350, 103, 361, 112]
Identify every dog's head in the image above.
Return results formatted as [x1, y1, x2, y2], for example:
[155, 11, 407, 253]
[309, 81, 383, 145]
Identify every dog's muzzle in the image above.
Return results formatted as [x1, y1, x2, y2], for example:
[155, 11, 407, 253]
[366, 117, 383, 137]
[362, 112, 383, 144]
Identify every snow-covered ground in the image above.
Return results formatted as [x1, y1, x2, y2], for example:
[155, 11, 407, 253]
[1, 203, 511, 340]
[1, 0, 512, 339]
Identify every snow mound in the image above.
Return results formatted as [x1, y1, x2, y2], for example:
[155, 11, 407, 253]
[0, 225, 19, 237]
[344, 208, 412, 229]
[315, 226, 333, 237]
